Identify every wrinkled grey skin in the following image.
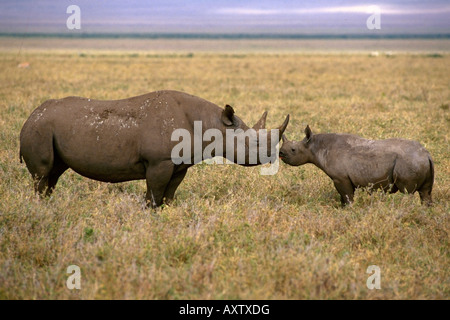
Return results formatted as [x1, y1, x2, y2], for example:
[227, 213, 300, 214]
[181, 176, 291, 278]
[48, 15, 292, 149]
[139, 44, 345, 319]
[20, 90, 289, 207]
[279, 126, 434, 206]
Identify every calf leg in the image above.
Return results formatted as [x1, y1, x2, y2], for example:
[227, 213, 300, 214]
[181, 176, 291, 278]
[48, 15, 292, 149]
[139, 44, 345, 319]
[388, 184, 399, 194]
[418, 189, 432, 206]
[418, 176, 433, 206]
[333, 178, 355, 206]
[394, 179, 433, 206]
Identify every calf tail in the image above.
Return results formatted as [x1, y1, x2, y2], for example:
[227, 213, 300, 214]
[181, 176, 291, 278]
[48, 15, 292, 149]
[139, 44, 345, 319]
[428, 156, 434, 191]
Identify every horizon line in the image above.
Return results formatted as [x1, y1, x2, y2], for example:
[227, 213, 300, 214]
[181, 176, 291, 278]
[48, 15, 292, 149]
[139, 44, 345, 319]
[1, 32, 450, 40]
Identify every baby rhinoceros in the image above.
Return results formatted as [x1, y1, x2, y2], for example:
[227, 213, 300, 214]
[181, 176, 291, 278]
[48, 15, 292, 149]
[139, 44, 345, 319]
[279, 126, 434, 206]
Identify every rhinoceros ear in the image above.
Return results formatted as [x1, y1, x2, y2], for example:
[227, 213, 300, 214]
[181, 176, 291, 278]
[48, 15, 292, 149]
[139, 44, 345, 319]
[305, 125, 313, 144]
[282, 134, 288, 143]
[222, 104, 235, 126]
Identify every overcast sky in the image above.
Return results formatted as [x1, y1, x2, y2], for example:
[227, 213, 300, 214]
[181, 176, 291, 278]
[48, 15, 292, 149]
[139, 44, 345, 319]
[1, 0, 449, 34]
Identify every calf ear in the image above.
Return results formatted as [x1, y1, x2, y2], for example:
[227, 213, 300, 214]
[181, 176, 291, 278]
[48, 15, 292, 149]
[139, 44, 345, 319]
[304, 125, 313, 144]
[222, 104, 235, 126]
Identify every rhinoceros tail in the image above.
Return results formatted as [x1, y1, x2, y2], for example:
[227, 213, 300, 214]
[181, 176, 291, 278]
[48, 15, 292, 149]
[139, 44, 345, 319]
[428, 156, 434, 188]
[20, 150, 23, 163]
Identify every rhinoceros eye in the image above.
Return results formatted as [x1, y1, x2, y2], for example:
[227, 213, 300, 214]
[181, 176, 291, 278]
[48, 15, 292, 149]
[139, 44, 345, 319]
[291, 147, 296, 153]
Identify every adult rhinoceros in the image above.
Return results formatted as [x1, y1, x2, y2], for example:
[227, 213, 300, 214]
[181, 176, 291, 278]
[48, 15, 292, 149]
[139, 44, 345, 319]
[20, 90, 289, 207]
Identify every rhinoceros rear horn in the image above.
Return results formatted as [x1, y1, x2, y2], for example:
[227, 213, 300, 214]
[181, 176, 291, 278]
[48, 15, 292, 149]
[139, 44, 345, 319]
[277, 114, 290, 139]
[222, 104, 235, 126]
[252, 111, 267, 130]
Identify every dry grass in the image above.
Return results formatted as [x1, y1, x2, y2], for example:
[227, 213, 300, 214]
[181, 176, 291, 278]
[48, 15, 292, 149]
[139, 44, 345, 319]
[0, 49, 449, 299]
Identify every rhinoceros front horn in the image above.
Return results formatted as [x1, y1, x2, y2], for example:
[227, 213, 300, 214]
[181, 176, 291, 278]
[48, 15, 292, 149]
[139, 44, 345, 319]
[252, 111, 268, 130]
[277, 114, 290, 139]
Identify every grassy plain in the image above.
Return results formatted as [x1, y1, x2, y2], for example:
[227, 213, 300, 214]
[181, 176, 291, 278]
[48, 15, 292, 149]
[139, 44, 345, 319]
[0, 45, 449, 299]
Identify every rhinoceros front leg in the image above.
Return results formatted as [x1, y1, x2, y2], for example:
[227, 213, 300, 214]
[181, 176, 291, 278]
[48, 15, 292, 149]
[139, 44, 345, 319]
[163, 168, 188, 205]
[332, 178, 355, 206]
[144, 161, 174, 208]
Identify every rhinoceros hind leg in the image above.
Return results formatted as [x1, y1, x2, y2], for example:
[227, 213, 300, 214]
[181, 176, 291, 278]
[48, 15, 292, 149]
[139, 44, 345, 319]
[34, 176, 49, 195]
[30, 151, 68, 197]
[45, 154, 69, 196]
